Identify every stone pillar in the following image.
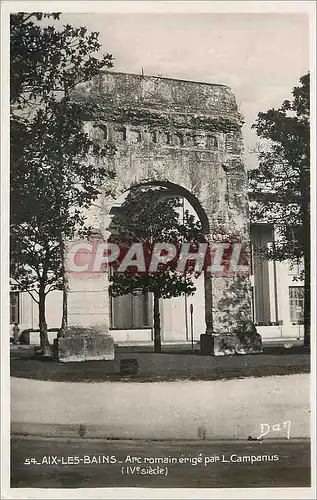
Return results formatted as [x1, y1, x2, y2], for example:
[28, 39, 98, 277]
[201, 230, 262, 355]
[211, 274, 262, 355]
[55, 238, 114, 362]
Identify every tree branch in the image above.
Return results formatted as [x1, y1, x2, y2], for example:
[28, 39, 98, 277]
[11, 278, 39, 304]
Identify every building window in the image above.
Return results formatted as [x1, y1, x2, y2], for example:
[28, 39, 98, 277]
[173, 132, 184, 147]
[185, 133, 195, 147]
[10, 292, 19, 324]
[150, 130, 158, 144]
[288, 261, 304, 277]
[129, 128, 142, 143]
[161, 131, 171, 145]
[113, 125, 126, 142]
[206, 135, 218, 148]
[93, 122, 108, 140]
[289, 286, 304, 323]
[111, 292, 152, 329]
[143, 293, 149, 326]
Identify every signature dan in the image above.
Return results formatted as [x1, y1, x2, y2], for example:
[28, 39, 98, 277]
[255, 420, 291, 440]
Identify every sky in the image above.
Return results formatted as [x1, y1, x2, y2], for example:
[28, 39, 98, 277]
[52, 11, 310, 168]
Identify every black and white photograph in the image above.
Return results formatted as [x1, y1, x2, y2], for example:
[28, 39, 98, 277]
[1, 1, 315, 498]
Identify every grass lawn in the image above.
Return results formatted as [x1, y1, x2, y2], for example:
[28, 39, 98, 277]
[10, 344, 310, 383]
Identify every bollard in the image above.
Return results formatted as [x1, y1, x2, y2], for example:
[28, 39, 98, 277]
[120, 359, 139, 375]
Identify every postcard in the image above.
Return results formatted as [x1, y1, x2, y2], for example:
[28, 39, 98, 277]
[1, 1, 315, 499]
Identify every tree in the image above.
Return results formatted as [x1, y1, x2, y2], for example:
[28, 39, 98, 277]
[10, 13, 115, 351]
[249, 73, 310, 346]
[109, 187, 204, 353]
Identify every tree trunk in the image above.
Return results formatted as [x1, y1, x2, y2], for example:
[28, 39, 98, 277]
[60, 239, 68, 330]
[62, 287, 68, 330]
[153, 293, 161, 353]
[204, 272, 213, 334]
[302, 179, 310, 347]
[39, 287, 49, 351]
[303, 248, 310, 347]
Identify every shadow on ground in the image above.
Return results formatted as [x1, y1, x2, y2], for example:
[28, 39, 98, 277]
[10, 345, 310, 383]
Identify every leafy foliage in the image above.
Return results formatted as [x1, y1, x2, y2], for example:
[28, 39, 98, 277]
[249, 73, 310, 345]
[10, 13, 115, 346]
[109, 187, 204, 352]
[11, 13, 113, 109]
[249, 73, 310, 264]
[109, 187, 204, 299]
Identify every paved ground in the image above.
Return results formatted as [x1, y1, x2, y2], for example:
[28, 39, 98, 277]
[10, 437, 311, 488]
[11, 374, 310, 440]
[10, 344, 310, 382]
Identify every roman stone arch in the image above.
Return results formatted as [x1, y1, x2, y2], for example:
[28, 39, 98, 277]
[106, 180, 210, 344]
[59, 72, 262, 361]
[110, 180, 210, 232]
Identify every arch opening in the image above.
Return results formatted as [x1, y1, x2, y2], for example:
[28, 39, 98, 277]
[109, 180, 210, 234]
[106, 180, 209, 348]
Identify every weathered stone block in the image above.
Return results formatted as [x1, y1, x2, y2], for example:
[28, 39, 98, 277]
[213, 332, 263, 356]
[56, 334, 114, 362]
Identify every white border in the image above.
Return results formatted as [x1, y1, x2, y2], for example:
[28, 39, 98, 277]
[1, 0, 316, 14]
[1, 1, 316, 499]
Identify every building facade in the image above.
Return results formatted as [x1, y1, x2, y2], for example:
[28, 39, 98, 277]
[10, 72, 304, 352]
[11, 223, 304, 345]
[250, 223, 304, 342]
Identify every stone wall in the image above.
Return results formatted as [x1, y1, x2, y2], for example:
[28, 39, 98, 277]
[67, 71, 260, 356]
